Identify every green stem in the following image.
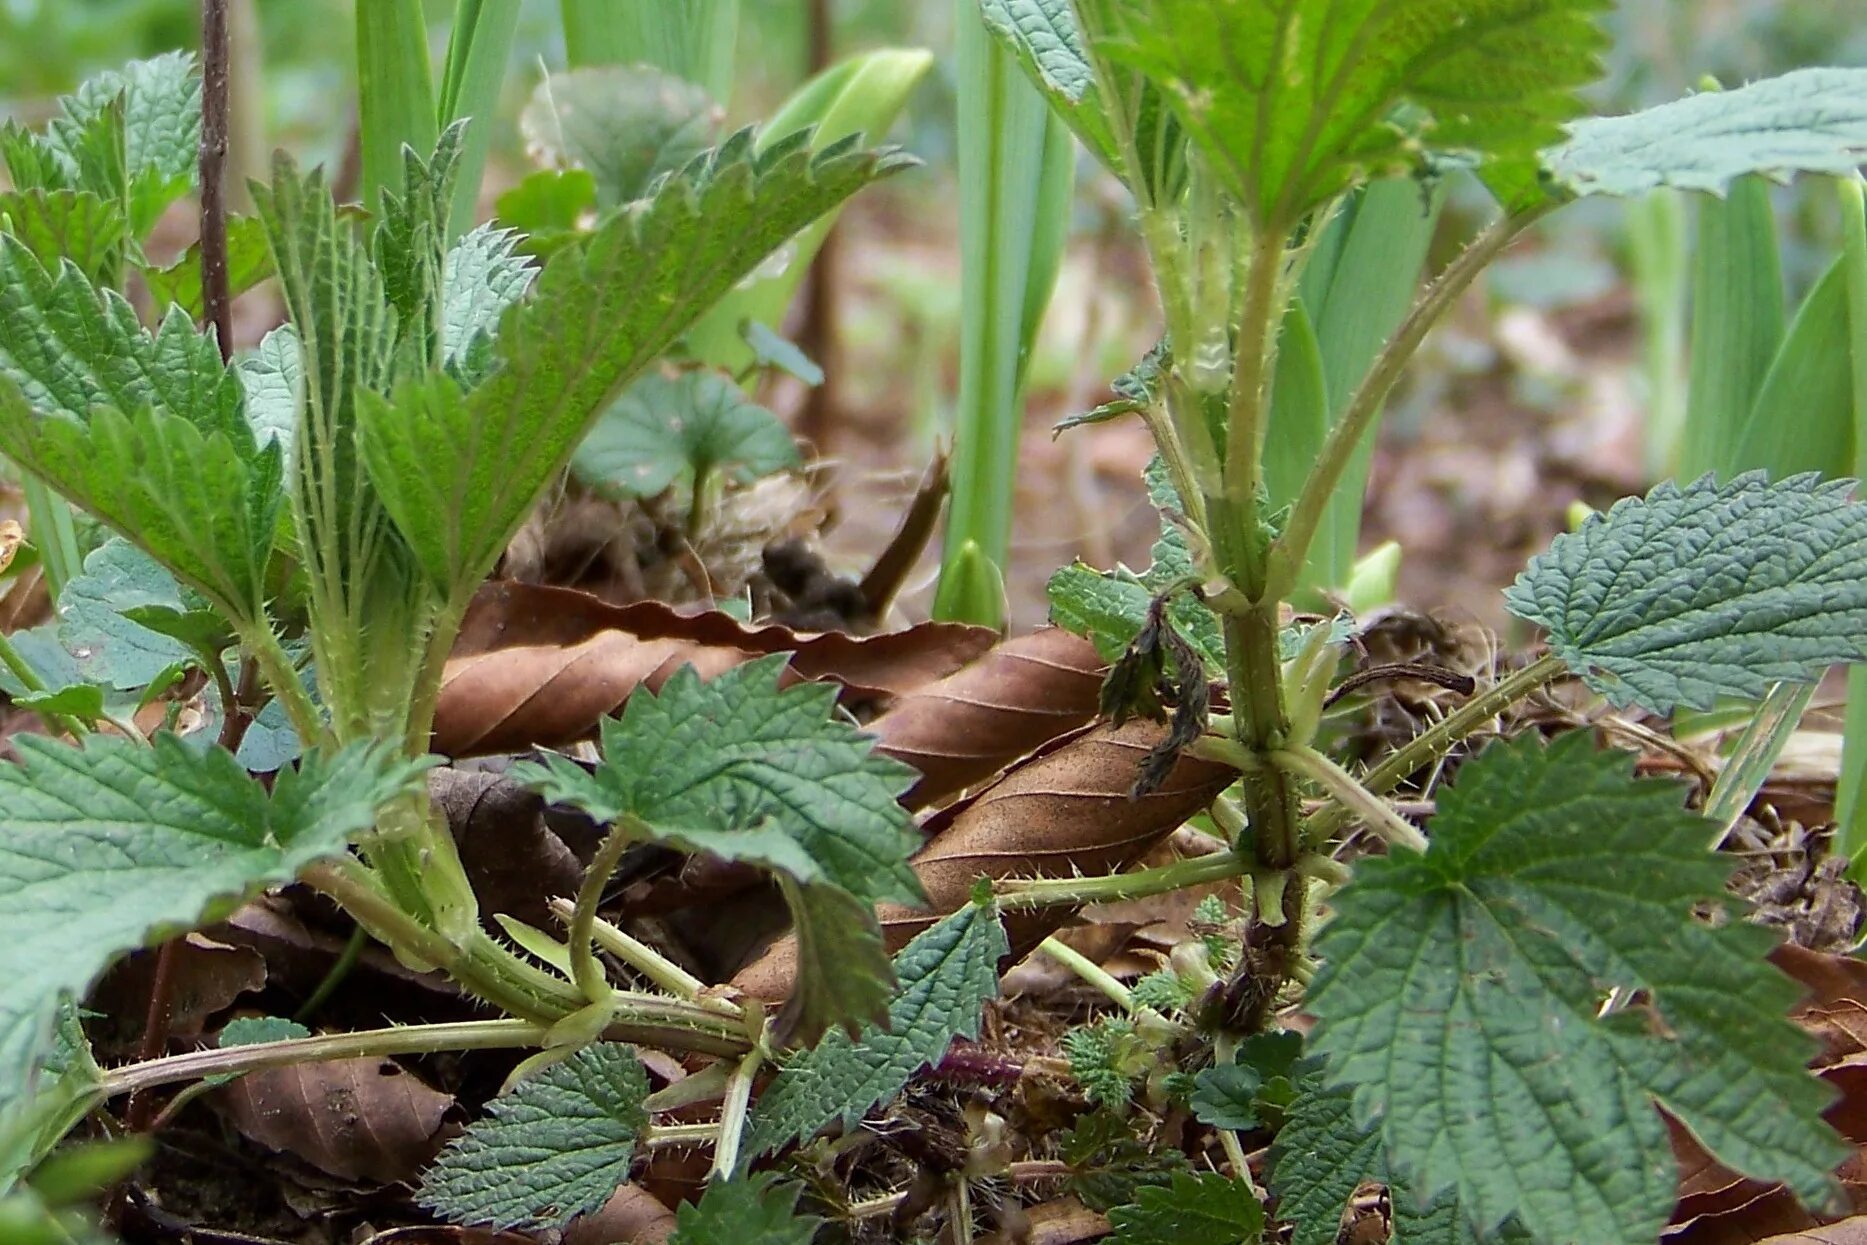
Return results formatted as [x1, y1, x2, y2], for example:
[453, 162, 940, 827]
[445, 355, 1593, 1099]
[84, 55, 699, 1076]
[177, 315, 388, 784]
[104, 1018, 548, 1097]
[996, 851, 1249, 910]
[19, 473, 81, 600]
[710, 1044, 763, 1179]
[1039, 936, 1133, 1010]
[243, 623, 324, 748]
[1265, 208, 1549, 601]
[547, 896, 731, 1011]
[1307, 653, 1566, 842]
[1223, 228, 1288, 513]
[569, 817, 640, 1002]
[1275, 745, 1428, 854]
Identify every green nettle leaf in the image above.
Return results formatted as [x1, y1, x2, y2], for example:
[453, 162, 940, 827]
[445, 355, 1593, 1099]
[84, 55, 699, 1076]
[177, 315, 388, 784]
[668, 1174, 820, 1245]
[745, 902, 1008, 1156]
[440, 225, 534, 387]
[57, 538, 194, 690]
[59, 52, 199, 237]
[1265, 1060, 1382, 1245]
[1111, 0, 1608, 225]
[1388, 1172, 1535, 1245]
[1307, 733, 1845, 1245]
[205, 1017, 312, 1088]
[497, 168, 598, 240]
[0, 735, 425, 1117]
[519, 65, 721, 209]
[142, 215, 275, 320]
[0, 385, 282, 624]
[0, 234, 276, 618]
[0, 190, 126, 281]
[978, 0, 1118, 168]
[236, 326, 300, 456]
[513, 657, 921, 904]
[1107, 1170, 1264, 1245]
[1548, 67, 1867, 198]
[775, 878, 898, 1044]
[1505, 473, 1867, 713]
[571, 370, 799, 500]
[1193, 1032, 1304, 1133]
[1048, 457, 1222, 669]
[419, 1042, 648, 1231]
[358, 130, 911, 597]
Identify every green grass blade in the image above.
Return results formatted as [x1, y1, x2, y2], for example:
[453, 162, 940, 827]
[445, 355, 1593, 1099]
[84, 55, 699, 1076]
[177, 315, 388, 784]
[1290, 178, 1441, 601]
[934, 0, 1073, 627]
[560, 0, 741, 106]
[1264, 299, 1329, 544]
[1837, 176, 1867, 868]
[1678, 174, 1784, 483]
[1625, 188, 1688, 477]
[356, 0, 438, 209]
[1703, 680, 1818, 848]
[437, 0, 521, 239]
[683, 48, 934, 372]
[18, 474, 81, 600]
[1730, 254, 1854, 480]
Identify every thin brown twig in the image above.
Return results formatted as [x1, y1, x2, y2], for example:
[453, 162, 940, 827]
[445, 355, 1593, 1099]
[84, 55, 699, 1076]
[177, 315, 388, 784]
[199, 0, 234, 362]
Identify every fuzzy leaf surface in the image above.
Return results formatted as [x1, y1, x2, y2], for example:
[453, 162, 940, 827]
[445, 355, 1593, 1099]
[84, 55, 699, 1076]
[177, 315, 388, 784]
[1548, 68, 1867, 197]
[745, 902, 1008, 1155]
[1107, 1171, 1264, 1244]
[0, 191, 124, 281]
[979, 0, 1119, 169]
[1266, 1059, 1382, 1245]
[0, 736, 424, 1117]
[418, 1042, 648, 1231]
[143, 215, 275, 320]
[1307, 733, 1844, 1245]
[669, 1174, 819, 1245]
[358, 130, 909, 596]
[513, 657, 920, 904]
[61, 52, 198, 236]
[772, 878, 898, 1044]
[1113, 0, 1608, 226]
[440, 225, 533, 386]
[1505, 473, 1867, 712]
[571, 370, 798, 500]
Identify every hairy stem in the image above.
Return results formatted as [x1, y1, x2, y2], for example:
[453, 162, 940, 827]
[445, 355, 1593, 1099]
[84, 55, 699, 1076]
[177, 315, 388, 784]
[568, 818, 640, 1002]
[1038, 936, 1133, 1010]
[1265, 208, 1549, 600]
[1276, 745, 1428, 854]
[995, 851, 1250, 910]
[547, 896, 732, 1012]
[199, 0, 234, 362]
[1307, 652, 1566, 842]
[710, 1044, 763, 1179]
[104, 1019, 548, 1097]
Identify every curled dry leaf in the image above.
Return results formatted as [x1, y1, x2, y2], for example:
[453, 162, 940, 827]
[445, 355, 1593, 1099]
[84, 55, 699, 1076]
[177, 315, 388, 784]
[730, 719, 1237, 1002]
[216, 1055, 455, 1184]
[91, 933, 266, 1044]
[432, 767, 583, 929]
[869, 627, 1107, 810]
[433, 581, 994, 757]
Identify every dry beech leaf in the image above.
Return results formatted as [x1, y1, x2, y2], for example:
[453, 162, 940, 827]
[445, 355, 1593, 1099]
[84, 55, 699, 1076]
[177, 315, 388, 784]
[433, 581, 994, 757]
[868, 627, 1106, 810]
[432, 767, 583, 929]
[731, 719, 1237, 1002]
[1775, 944, 1867, 1063]
[563, 1183, 678, 1245]
[92, 933, 266, 1042]
[0, 519, 21, 575]
[217, 1056, 455, 1184]
[1755, 1221, 1867, 1244]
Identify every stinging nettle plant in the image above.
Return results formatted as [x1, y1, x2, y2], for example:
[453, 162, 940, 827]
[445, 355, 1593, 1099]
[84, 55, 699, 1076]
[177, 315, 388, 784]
[10, 5, 1867, 1245]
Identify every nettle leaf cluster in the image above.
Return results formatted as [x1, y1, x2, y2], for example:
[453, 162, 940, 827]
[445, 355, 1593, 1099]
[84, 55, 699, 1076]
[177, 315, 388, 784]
[6, 8, 1867, 1245]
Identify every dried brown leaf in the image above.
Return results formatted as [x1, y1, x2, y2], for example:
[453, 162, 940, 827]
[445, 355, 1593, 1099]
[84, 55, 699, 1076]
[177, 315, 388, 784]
[433, 767, 583, 929]
[730, 719, 1236, 1001]
[217, 1055, 455, 1184]
[0, 519, 21, 576]
[433, 581, 994, 758]
[91, 934, 266, 1045]
[1754, 1220, 1867, 1244]
[869, 628, 1107, 810]
[1776, 944, 1867, 1064]
[564, 1182, 679, 1245]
